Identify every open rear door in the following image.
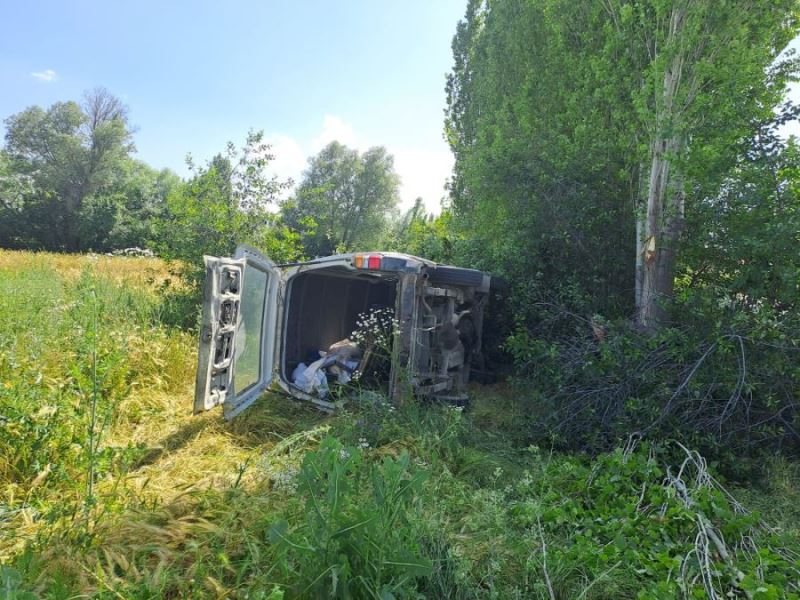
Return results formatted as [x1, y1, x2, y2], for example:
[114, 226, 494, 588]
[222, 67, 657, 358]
[194, 245, 281, 419]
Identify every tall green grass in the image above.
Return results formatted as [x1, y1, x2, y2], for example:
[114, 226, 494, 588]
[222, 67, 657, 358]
[1, 251, 798, 599]
[0, 256, 195, 560]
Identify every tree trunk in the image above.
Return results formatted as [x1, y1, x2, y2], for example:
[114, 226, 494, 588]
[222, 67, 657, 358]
[635, 6, 687, 329]
[636, 136, 684, 328]
[635, 194, 644, 311]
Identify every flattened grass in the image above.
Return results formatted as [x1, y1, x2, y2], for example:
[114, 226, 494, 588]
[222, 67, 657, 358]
[0, 251, 324, 569]
[2, 251, 798, 599]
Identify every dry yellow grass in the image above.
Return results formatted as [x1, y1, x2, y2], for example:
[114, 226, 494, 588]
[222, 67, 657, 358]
[0, 250, 329, 579]
[0, 249, 179, 290]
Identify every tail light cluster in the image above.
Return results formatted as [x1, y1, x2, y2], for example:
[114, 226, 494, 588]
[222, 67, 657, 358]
[354, 254, 382, 270]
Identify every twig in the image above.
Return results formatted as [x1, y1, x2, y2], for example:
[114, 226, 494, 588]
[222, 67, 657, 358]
[537, 516, 556, 600]
[575, 561, 623, 600]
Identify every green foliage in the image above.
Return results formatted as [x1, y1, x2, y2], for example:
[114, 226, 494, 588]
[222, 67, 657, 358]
[471, 442, 800, 599]
[445, 0, 799, 321]
[446, 0, 638, 318]
[626, 0, 799, 325]
[155, 131, 304, 287]
[497, 113, 800, 456]
[682, 116, 800, 312]
[504, 293, 800, 462]
[104, 161, 181, 250]
[1, 88, 138, 252]
[385, 200, 455, 264]
[282, 141, 400, 256]
[268, 437, 432, 598]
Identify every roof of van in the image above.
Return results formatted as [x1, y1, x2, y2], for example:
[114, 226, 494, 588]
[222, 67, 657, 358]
[305, 251, 436, 267]
[305, 251, 490, 286]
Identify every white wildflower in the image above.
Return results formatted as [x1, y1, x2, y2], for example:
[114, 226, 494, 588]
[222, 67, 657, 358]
[272, 466, 299, 492]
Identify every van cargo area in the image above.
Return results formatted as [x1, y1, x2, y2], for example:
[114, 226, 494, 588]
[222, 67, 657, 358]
[282, 268, 397, 381]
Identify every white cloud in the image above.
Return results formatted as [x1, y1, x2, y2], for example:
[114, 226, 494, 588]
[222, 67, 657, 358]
[310, 115, 361, 152]
[393, 147, 453, 214]
[781, 83, 800, 140]
[777, 36, 800, 140]
[31, 69, 57, 82]
[266, 134, 306, 186]
[267, 115, 452, 214]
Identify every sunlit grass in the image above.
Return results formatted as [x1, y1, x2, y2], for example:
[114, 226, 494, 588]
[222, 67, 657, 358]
[0, 251, 324, 565]
[1, 250, 798, 599]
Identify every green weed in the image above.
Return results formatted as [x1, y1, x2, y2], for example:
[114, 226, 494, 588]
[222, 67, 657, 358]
[1, 251, 798, 599]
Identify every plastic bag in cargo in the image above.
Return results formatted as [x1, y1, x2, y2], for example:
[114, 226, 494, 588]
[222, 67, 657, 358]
[291, 356, 332, 396]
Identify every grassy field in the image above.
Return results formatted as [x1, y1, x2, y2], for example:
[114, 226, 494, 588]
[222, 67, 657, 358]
[1, 251, 798, 599]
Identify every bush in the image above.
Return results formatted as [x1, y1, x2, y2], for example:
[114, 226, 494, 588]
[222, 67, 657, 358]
[268, 436, 432, 598]
[154, 132, 304, 288]
[423, 440, 799, 599]
[504, 294, 800, 464]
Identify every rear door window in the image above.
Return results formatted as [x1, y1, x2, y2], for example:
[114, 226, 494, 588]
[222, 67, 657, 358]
[235, 266, 268, 392]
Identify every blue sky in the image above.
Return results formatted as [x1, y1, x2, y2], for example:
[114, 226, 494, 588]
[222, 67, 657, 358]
[0, 0, 466, 212]
[3, 2, 799, 214]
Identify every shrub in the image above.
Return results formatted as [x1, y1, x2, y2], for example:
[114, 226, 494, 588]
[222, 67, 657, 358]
[268, 436, 432, 599]
[430, 441, 799, 599]
[504, 296, 800, 464]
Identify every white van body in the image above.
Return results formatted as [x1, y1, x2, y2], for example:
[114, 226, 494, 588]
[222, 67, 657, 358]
[194, 244, 491, 419]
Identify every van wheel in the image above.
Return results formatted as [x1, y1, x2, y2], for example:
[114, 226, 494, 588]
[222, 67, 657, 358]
[429, 266, 485, 287]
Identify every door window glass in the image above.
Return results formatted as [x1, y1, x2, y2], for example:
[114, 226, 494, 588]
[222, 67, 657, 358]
[235, 265, 268, 392]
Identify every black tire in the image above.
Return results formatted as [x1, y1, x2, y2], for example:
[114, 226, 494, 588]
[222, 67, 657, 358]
[428, 265, 485, 287]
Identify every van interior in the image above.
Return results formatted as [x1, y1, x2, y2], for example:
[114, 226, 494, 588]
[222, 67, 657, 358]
[281, 268, 398, 381]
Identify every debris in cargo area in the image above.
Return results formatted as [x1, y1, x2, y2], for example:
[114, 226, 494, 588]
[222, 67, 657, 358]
[291, 339, 361, 397]
[290, 307, 400, 398]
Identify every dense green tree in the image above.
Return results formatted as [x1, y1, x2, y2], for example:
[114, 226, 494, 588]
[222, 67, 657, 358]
[386, 198, 455, 264]
[680, 105, 800, 311]
[75, 160, 181, 251]
[0, 150, 37, 247]
[155, 131, 303, 282]
[621, 1, 800, 327]
[106, 161, 181, 249]
[283, 141, 400, 256]
[446, 0, 799, 326]
[3, 88, 134, 251]
[446, 0, 640, 318]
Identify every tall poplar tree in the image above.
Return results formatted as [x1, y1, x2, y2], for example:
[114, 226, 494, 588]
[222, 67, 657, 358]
[446, 0, 799, 326]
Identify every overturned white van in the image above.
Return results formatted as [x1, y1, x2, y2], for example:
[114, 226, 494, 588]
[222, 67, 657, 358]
[194, 244, 491, 419]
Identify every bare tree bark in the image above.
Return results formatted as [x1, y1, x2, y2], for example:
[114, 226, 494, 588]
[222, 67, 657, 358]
[635, 196, 644, 311]
[635, 6, 687, 329]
